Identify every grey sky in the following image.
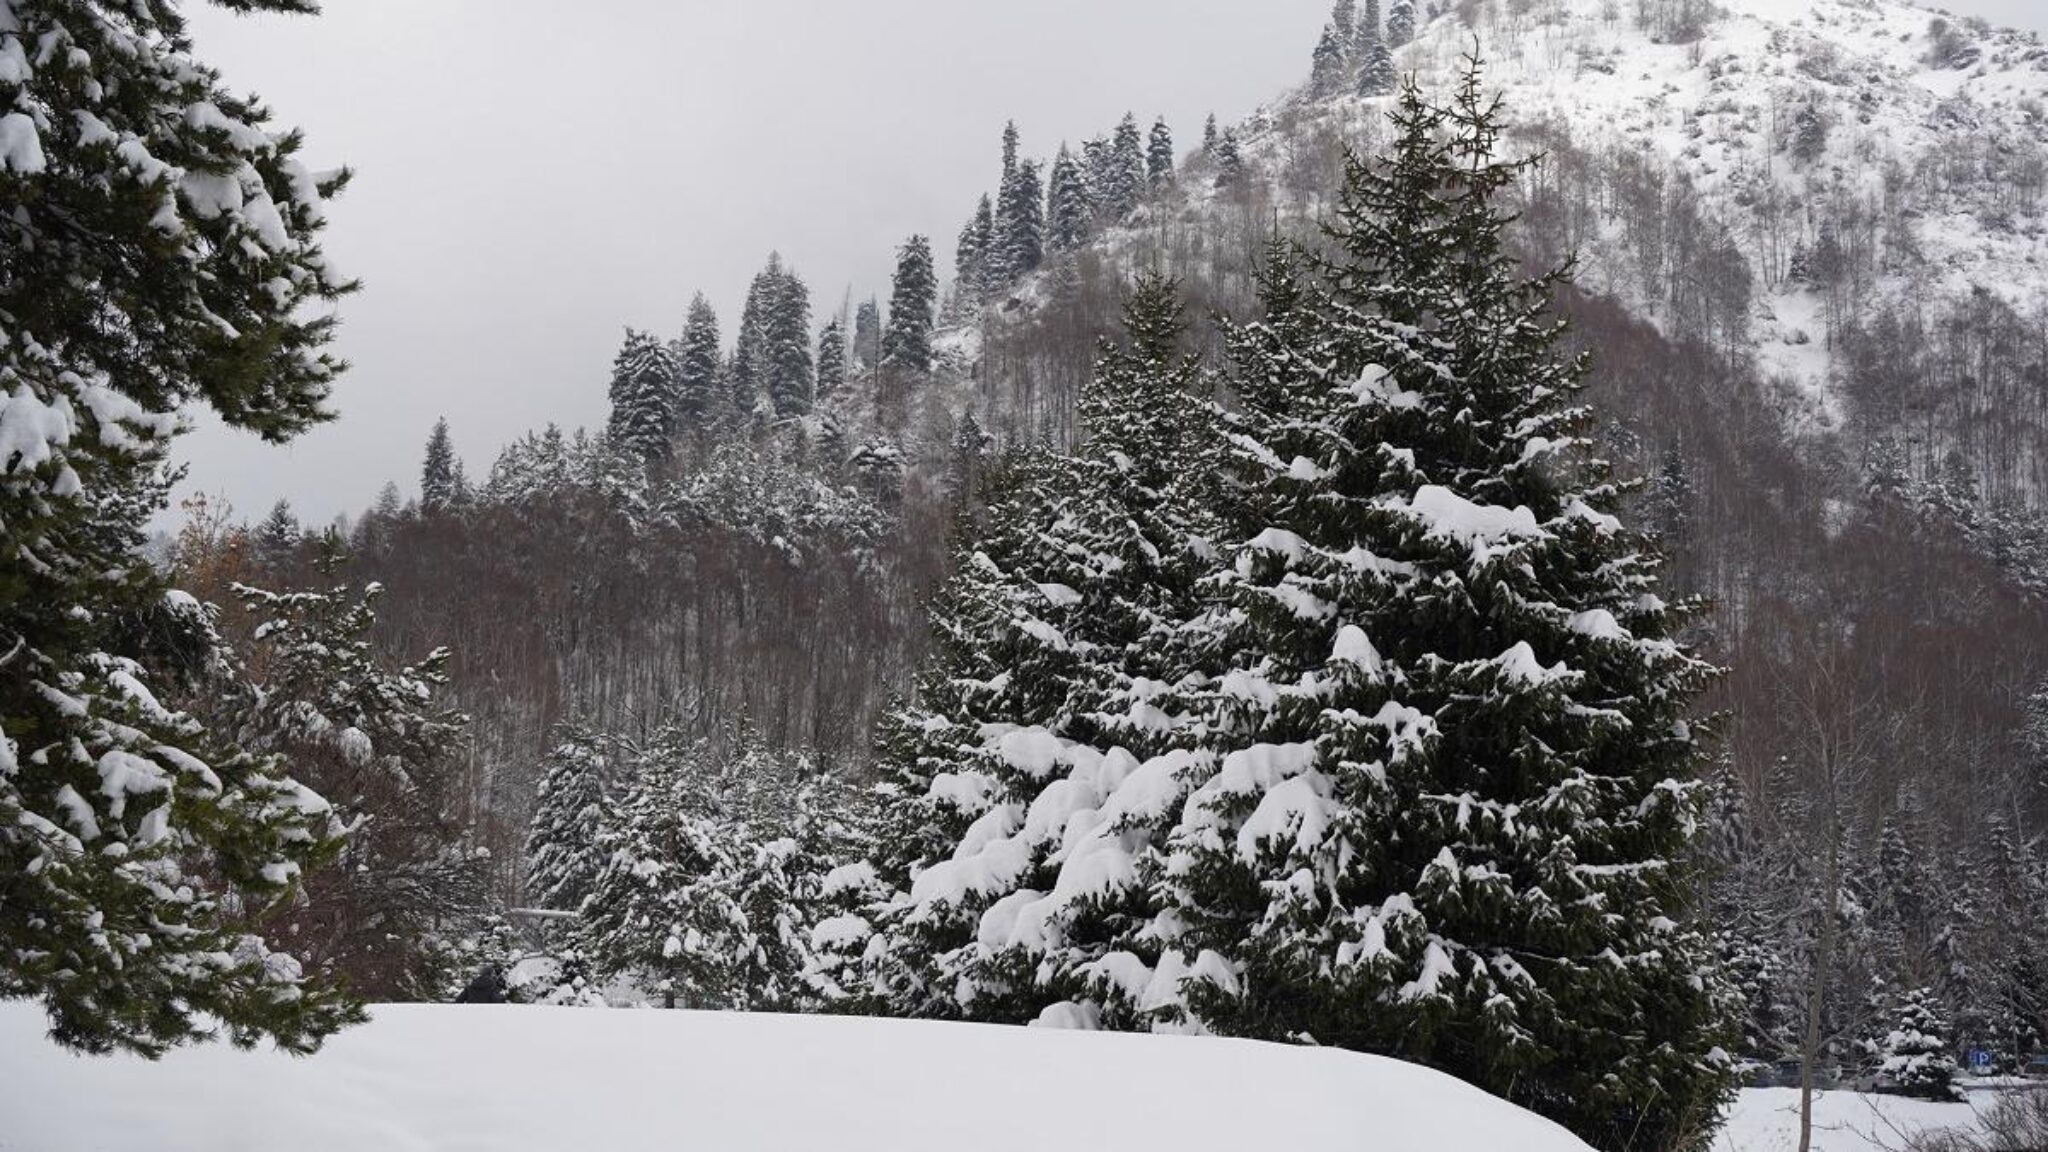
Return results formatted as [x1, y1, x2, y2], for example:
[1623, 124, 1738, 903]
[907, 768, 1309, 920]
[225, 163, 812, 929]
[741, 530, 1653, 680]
[179, 0, 2047, 526]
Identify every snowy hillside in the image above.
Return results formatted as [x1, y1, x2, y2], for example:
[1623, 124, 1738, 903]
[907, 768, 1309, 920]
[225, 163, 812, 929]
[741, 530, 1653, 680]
[0, 1002, 1595, 1152]
[1387, 0, 2048, 447]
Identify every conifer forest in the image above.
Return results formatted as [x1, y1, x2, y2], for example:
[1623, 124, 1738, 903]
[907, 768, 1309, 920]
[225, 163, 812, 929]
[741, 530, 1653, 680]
[7, 1, 2048, 1150]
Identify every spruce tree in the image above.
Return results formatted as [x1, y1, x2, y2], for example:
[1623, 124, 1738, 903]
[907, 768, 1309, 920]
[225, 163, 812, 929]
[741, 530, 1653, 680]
[523, 726, 613, 916]
[1387, 0, 1416, 46]
[1157, 73, 1731, 1150]
[882, 235, 939, 376]
[0, 0, 360, 1055]
[1046, 146, 1094, 254]
[766, 263, 815, 418]
[854, 298, 884, 375]
[1203, 113, 1221, 158]
[1148, 118, 1176, 189]
[856, 277, 1222, 1024]
[254, 500, 303, 571]
[676, 294, 724, 429]
[816, 317, 849, 403]
[1359, 0, 1397, 98]
[956, 195, 996, 306]
[1214, 131, 1246, 191]
[1877, 988, 1961, 1100]
[420, 418, 457, 511]
[1334, 0, 1360, 56]
[996, 159, 1045, 289]
[605, 328, 680, 460]
[1311, 22, 1349, 98]
[1106, 113, 1147, 221]
[732, 257, 781, 420]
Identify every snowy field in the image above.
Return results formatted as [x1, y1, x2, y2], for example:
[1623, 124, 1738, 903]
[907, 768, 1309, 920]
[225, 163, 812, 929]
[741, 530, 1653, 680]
[0, 999, 2009, 1152]
[0, 1002, 1594, 1152]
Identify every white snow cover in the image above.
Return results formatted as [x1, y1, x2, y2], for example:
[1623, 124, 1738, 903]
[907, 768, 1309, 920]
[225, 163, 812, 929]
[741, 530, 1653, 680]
[0, 1002, 1596, 1152]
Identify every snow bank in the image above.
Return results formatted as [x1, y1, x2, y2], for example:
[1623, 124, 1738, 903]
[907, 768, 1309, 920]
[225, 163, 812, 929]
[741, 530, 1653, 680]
[0, 1002, 1594, 1152]
[1716, 1087, 1987, 1152]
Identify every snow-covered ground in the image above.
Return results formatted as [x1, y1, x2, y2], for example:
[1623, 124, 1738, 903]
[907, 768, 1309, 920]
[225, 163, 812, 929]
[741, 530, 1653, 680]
[0, 1001, 1594, 1152]
[1716, 1086, 1987, 1152]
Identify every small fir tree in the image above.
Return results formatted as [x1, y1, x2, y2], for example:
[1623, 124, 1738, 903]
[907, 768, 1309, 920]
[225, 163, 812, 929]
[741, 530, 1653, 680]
[1878, 988, 1961, 1100]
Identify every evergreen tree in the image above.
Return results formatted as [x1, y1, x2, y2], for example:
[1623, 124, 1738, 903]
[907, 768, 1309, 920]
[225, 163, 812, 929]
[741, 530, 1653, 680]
[1105, 113, 1147, 221]
[522, 726, 613, 916]
[1877, 988, 1961, 1100]
[676, 294, 724, 429]
[1155, 73, 1731, 1150]
[767, 264, 815, 419]
[230, 538, 490, 1002]
[816, 317, 849, 403]
[956, 195, 996, 306]
[855, 276, 1223, 1024]
[1203, 113, 1221, 158]
[1359, 12, 1397, 97]
[420, 418, 457, 511]
[1148, 118, 1176, 189]
[1214, 131, 1247, 191]
[1387, 0, 1416, 46]
[1311, 22, 1349, 98]
[732, 257, 782, 420]
[854, 298, 884, 375]
[882, 235, 939, 377]
[254, 500, 303, 571]
[0, 0, 360, 1055]
[1361, 0, 1384, 49]
[605, 328, 681, 460]
[1334, 0, 1360, 56]
[996, 159, 1045, 289]
[1046, 146, 1094, 254]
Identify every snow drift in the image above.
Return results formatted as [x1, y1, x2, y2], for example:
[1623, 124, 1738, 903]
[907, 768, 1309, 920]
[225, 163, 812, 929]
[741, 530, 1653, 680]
[0, 1001, 1593, 1151]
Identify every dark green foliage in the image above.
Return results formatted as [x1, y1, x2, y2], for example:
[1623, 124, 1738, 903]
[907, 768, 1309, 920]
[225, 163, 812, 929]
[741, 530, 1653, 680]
[676, 294, 724, 428]
[1148, 118, 1176, 189]
[1046, 146, 1094, 254]
[882, 235, 938, 377]
[421, 418, 458, 511]
[605, 328, 681, 460]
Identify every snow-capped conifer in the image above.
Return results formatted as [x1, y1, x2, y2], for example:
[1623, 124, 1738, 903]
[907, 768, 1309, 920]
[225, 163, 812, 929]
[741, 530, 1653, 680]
[882, 235, 939, 377]
[767, 264, 815, 419]
[1311, 22, 1350, 98]
[854, 298, 883, 373]
[1359, 4, 1397, 98]
[1046, 147, 1094, 254]
[420, 418, 458, 511]
[676, 294, 724, 429]
[1148, 119, 1176, 189]
[816, 317, 849, 403]
[523, 725, 614, 916]
[1151, 71, 1732, 1150]
[0, 0, 360, 1055]
[606, 329, 681, 460]
[1214, 131, 1246, 191]
[1333, 0, 1359, 57]
[1105, 114, 1148, 221]
[956, 196, 996, 306]
[1387, 0, 1416, 46]
[1202, 113, 1220, 157]
[254, 499, 303, 571]
[995, 159, 1045, 290]
[1877, 988, 1961, 1100]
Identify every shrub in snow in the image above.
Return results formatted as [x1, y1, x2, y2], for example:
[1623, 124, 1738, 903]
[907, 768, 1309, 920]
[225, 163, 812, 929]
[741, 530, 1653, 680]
[1878, 987, 1961, 1101]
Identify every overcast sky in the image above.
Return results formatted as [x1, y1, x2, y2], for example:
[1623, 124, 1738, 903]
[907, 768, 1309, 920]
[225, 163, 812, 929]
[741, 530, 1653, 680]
[179, 0, 2048, 526]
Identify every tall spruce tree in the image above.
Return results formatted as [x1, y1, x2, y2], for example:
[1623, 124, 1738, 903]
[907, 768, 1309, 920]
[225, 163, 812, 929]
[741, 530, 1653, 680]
[1148, 118, 1176, 189]
[676, 294, 724, 429]
[1387, 0, 1416, 47]
[1360, 33, 1397, 96]
[956, 195, 996, 306]
[1333, 0, 1360, 56]
[1310, 21, 1350, 98]
[816, 317, 849, 403]
[732, 257, 781, 420]
[523, 726, 613, 916]
[996, 158, 1045, 289]
[420, 418, 457, 511]
[1214, 131, 1246, 191]
[0, 0, 361, 1054]
[766, 263, 814, 418]
[854, 298, 884, 375]
[1046, 146, 1094, 254]
[1203, 113, 1221, 158]
[882, 235, 939, 376]
[1154, 72, 1732, 1150]
[853, 276, 1223, 1024]
[1105, 113, 1147, 221]
[606, 328, 681, 460]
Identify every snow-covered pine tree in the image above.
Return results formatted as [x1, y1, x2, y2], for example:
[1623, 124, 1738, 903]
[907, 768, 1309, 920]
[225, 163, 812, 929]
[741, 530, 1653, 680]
[1311, 21, 1349, 98]
[854, 276, 1223, 1026]
[1359, 0, 1397, 99]
[522, 725, 614, 916]
[1877, 988, 1961, 1100]
[1046, 146, 1094, 254]
[956, 195, 996, 307]
[1387, 0, 1416, 47]
[254, 500, 304, 572]
[578, 738, 747, 1009]
[1148, 118, 1176, 190]
[732, 257, 782, 420]
[420, 418, 457, 511]
[817, 317, 849, 403]
[996, 159, 1045, 290]
[1154, 71, 1732, 1151]
[230, 537, 490, 1001]
[676, 294, 724, 430]
[1333, 0, 1360, 57]
[1361, 0, 1383, 49]
[0, 0, 361, 1055]
[1106, 113, 1147, 222]
[766, 262, 815, 419]
[607, 328, 681, 460]
[882, 235, 939, 377]
[1214, 131, 1246, 191]
[1203, 113, 1221, 158]
[854, 298, 884, 375]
